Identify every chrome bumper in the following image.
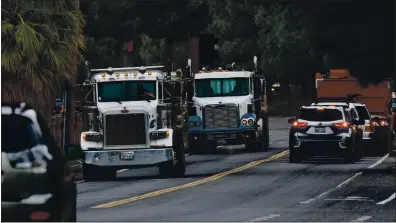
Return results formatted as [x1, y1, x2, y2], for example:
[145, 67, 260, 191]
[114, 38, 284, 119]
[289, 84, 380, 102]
[84, 148, 174, 167]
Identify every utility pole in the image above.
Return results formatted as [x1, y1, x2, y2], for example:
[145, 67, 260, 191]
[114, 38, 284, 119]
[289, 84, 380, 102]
[63, 0, 81, 153]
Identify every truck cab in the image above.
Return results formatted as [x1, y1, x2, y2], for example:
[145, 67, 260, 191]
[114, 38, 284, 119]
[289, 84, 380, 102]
[185, 57, 269, 153]
[80, 66, 185, 181]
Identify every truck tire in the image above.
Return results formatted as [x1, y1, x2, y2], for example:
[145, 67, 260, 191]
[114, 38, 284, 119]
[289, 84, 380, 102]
[188, 135, 200, 154]
[159, 130, 186, 178]
[83, 164, 117, 181]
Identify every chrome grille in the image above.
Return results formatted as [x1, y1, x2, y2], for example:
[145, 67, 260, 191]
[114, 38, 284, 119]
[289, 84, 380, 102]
[105, 113, 146, 146]
[203, 104, 239, 129]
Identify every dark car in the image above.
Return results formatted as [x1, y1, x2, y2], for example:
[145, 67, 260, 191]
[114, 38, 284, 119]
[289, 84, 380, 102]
[288, 105, 362, 163]
[1, 103, 82, 221]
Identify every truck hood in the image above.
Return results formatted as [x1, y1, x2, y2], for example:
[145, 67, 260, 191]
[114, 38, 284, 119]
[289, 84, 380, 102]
[97, 101, 158, 114]
[193, 95, 251, 107]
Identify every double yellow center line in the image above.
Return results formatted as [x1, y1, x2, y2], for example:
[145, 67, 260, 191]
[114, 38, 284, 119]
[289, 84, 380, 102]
[93, 150, 289, 209]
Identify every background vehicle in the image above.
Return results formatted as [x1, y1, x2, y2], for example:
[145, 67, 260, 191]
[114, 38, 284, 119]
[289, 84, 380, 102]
[1, 103, 79, 222]
[184, 56, 269, 153]
[288, 105, 362, 163]
[78, 63, 186, 181]
[315, 69, 394, 155]
[352, 103, 374, 145]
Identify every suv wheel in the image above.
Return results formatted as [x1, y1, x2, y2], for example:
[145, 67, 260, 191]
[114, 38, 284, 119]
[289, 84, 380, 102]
[344, 138, 356, 164]
[289, 148, 303, 163]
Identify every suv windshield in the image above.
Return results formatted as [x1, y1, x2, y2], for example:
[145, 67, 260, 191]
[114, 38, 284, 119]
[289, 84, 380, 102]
[2, 115, 41, 152]
[355, 106, 370, 120]
[298, 108, 343, 122]
[97, 81, 156, 102]
[195, 78, 249, 97]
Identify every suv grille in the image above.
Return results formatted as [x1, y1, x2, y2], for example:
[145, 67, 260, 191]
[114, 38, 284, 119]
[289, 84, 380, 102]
[203, 104, 239, 129]
[105, 113, 146, 146]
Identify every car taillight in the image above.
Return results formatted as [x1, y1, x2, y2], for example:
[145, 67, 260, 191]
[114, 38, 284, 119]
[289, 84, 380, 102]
[364, 124, 372, 132]
[372, 120, 388, 127]
[333, 121, 349, 129]
[292, 121, 307, 128]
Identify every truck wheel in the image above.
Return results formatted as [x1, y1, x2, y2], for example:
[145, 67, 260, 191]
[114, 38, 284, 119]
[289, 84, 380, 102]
[83, 164, 117, 181]
[188, 135, 200, 154]
[159, 130, 186, 178]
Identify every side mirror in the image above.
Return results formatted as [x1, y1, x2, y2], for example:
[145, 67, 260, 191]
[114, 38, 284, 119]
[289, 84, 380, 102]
[288, 118, 295, 124]
[358, 118, 365, 125]
[65, 145, 83, 161]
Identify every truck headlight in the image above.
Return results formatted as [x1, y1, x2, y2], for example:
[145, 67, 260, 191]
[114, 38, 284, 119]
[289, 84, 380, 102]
[241, 118, 254, 126]
[241, 119, 248, 126]
[82, 133, 102, 142]
[189, 121, 201, 127]
[151, 130, 170, 139]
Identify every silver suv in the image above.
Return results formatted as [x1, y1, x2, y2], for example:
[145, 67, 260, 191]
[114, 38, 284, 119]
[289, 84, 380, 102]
[288, 105, 362, 163]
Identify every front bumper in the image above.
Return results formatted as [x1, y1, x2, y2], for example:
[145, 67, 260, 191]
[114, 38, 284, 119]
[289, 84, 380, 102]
[189, 129, 255, 146]
[83, 148, 174, 167]
[2, 194, 55, 221]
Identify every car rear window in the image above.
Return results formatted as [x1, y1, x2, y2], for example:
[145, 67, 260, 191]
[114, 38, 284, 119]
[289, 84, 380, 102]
[355, 106, 370, 120]
[1, 115, 41, 153]
[298, 108, 343, 122]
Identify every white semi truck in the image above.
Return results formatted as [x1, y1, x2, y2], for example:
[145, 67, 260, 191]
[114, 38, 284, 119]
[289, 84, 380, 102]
[79, 64, 186, 181]
[184, 56, 270, 153]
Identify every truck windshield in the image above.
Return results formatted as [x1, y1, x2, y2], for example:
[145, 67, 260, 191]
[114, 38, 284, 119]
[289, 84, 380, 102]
[195, 78, 249, 97]
[298, 108, 343, 122]
[97, 81, 156, 102]
[355, 106, 370, 120]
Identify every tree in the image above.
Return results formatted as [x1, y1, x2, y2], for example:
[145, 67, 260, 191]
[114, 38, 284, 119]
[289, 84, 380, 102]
[1, 0, 85, 119]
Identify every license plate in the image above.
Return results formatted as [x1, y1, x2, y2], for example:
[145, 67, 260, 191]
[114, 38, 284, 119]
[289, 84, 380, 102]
[217, 139, 227, 145]
[120, 152, 135, 160]
[215, 134, 229, 138]
[314, 127, 326, 133]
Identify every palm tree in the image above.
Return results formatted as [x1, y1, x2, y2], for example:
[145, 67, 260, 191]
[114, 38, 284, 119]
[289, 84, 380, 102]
[1, 0, 85, 119]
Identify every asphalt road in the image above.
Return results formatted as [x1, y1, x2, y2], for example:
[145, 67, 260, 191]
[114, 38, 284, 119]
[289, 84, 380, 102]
[77, 117, 395, 222]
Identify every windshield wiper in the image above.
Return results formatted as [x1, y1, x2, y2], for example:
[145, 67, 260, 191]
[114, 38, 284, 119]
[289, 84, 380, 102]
[116, 101, 122, 104]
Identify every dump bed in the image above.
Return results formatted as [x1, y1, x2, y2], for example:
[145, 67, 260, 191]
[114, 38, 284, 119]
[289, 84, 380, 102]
[315, 69, 392, 117]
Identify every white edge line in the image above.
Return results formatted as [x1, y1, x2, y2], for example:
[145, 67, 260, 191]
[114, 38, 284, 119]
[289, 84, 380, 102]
[367, 153, 389, 169]
[117, 169, 129, 173]
[352, 216, 372, 222]
[300, 154, 392, 204]
[377, 192, 396, 205]
[336, 172, 362, 188]
[250, 214, 281, 222]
